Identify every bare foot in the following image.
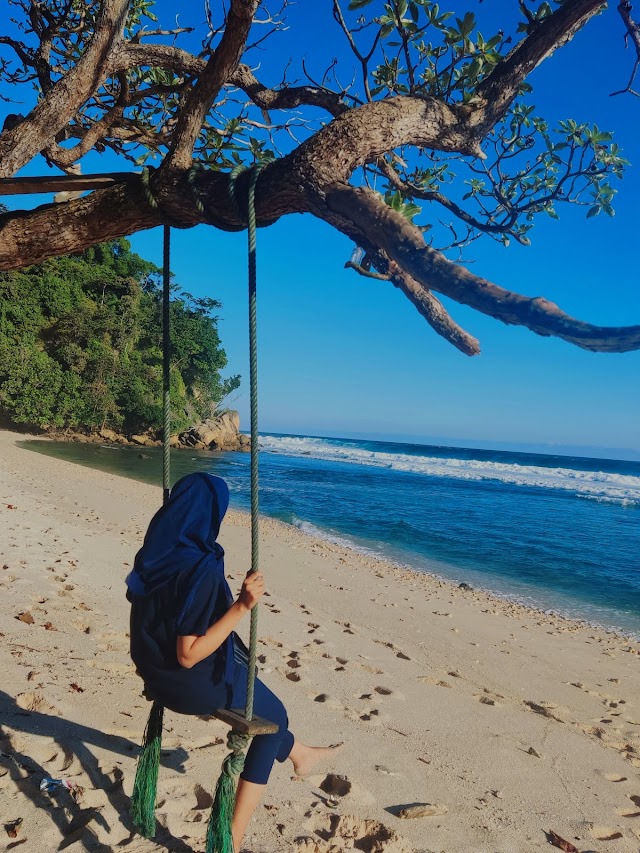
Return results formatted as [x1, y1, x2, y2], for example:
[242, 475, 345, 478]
[290, 741, 344, 778]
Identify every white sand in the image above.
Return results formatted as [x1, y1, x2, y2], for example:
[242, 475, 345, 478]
[1, 429, 639, 853]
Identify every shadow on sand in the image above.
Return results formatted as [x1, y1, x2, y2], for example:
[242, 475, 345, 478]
[0, 689, 195, 851]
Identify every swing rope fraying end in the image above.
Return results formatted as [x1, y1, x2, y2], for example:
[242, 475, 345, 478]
[129, 701, 164, 839]
[205, 730, 250, 853]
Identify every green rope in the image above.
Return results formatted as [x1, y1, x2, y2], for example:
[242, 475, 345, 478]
[205, 164, 263, 853]
[139, 166, 159, 213]
[139, 166, 187, 229]
[186, 162, 207, 218]
[205, 730, 251, 853]
[130, 182, 172, 839]
[132, 163, 267, 852]
[245, 164, 261, 721]
[162, 224, 171, 505]
[130, 702, 164, 839]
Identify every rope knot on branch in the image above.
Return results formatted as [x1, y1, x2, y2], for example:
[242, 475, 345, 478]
[227, 163, 265, 229]
[139, 166, 188, 228]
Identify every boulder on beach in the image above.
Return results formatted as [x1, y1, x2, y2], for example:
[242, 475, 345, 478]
[179, 409, 246, 452]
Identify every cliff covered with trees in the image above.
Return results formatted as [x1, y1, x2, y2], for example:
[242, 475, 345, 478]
[0, 237, 241, 442]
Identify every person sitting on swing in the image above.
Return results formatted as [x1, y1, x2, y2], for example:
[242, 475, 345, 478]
[127, 472, 341, 852]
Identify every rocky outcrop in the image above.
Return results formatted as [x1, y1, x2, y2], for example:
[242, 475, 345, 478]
[47, 409, 249, 452]
[178, 410, 250, 452]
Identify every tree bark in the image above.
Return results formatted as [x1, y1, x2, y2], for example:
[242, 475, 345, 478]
[0, 0, 130, 178]
[323, 183, 640, 354]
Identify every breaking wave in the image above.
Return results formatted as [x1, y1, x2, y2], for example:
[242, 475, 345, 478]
[259, 434, 640, 506]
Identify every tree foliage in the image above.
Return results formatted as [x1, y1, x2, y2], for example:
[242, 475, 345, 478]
[0, 236, 240, 431]
[0, 0, 638, 356]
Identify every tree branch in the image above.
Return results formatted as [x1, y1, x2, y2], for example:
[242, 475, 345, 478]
[231, 64, 350, 116]
[0, 162, 307, 270]
[164, 0, 258, 171]
[475, 0, 605, 131]
[0, 0, 131, 178]
[611, 1, 640, 96]
[387, 262, 481, 356]
[284, 95, 483, 190]
[378, 158, 519, 239]
[324, 183, 640, 353]
[44, 75, 130, 169]
[114, 45, 350, 117]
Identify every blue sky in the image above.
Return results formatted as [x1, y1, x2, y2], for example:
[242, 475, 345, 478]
[2, 2, 639, 456]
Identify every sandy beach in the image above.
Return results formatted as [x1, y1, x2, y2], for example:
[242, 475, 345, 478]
[1, 429, 639, 853]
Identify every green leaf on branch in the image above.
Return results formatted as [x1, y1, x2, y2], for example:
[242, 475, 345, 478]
[384, 190, 422, 222]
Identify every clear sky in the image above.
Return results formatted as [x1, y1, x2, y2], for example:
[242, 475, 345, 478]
[3, 2, 640, 457]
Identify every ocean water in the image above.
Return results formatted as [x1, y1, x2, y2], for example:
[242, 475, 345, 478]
[22, 433, 640, 637]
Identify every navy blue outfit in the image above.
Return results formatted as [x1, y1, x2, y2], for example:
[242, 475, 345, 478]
[127, 473, 294, 785]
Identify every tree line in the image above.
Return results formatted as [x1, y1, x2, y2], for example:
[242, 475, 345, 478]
[0, 236, 239, 435]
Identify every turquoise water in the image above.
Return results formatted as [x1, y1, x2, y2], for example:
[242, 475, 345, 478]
[22, 433, 640, 637]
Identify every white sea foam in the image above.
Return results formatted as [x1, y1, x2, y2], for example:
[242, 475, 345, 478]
[260, 435, 640, 505]
[292, 517, 382, 559]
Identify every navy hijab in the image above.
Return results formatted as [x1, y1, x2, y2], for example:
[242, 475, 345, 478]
[127, 473, 235, 680]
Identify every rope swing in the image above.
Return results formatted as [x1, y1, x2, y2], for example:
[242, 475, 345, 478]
[130, 165, 277, 852]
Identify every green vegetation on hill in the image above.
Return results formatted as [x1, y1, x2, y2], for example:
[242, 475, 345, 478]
[0, 238, 239, 434]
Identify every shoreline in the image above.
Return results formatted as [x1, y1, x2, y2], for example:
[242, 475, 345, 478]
[279, 514, 640, 645]
[2, 428, 640, 852]
[18, 430, 640, 644]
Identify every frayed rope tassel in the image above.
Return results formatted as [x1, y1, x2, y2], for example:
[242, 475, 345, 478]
[206, 730, 250, 853]
[130, 702, 164, 839]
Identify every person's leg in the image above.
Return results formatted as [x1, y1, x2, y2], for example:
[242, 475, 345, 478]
[226, 666, 343, 849]
[228, 669, 292, 850]
[232, 779, 265, 853]
[232, 673, 293, 784]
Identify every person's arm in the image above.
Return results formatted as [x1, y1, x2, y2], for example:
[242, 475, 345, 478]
[176, 571, 264, 669]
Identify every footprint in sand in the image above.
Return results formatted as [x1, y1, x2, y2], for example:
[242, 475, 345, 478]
[359, 663, 384, 675]
[3, 730, 59, 766]
[473, 688, 504, 706]
[359, 709, 381, 723]
[87, 660, 136, 675]
[373, 639, 411, 660]
[193, 782, 214, 810]
[615, 802, 640, 818]
[418, 676, 452, 689]
[296, 813, 411, 853]
[605, 773, 629, 782]
[590, 826, 624, 841]
[15, 692, 62, 715]
[523, 700, 564, 722]
[312, 694, 342, 710]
